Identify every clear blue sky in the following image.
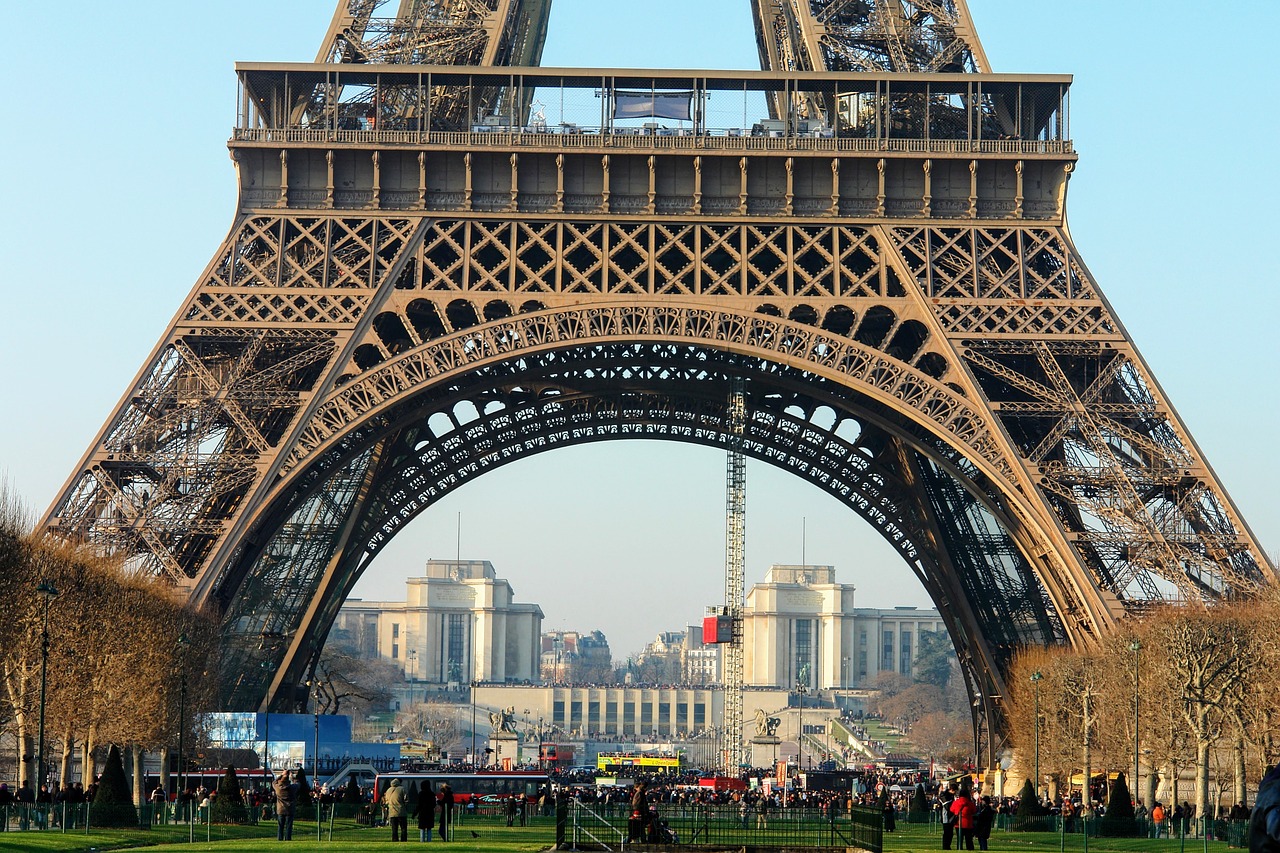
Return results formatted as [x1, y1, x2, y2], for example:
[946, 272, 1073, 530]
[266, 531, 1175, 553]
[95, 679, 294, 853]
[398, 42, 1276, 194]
[2, 1, 1276, 659]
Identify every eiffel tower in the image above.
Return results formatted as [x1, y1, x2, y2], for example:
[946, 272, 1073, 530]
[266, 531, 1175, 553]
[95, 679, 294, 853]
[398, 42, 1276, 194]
[40, 0, 1274, 761]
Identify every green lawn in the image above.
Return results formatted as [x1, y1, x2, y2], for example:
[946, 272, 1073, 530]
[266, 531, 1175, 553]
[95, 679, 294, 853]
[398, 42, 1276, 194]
[0, 819, 1236, 853]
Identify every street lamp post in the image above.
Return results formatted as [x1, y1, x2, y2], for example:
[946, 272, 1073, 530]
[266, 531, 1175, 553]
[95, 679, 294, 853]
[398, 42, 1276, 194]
[34, 581, 58, 795]
[306, 679, 321, 841]
[1030, 671, 1042, 801]
[1130, 640, 1141, 803]
[407, 649, 417, 707]
[470, 681, 478, 766]
[260, 660, 273, 782]
[175, 632, 190, 814]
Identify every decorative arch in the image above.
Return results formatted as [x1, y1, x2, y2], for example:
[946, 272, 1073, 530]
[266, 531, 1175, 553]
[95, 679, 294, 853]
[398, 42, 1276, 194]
[209, 305, 1103, 763]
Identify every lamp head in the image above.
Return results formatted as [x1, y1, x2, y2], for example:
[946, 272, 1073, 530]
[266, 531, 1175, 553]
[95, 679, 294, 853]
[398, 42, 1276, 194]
[1130, 640, 1141, 652]
[36, 580, 58, 600]
[1030, 671, 1042, 682]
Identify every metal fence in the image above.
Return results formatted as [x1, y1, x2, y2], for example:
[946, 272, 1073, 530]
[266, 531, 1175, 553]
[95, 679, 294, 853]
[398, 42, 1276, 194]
[901, 811, 1249, 849]
[566, 801, 883, 852]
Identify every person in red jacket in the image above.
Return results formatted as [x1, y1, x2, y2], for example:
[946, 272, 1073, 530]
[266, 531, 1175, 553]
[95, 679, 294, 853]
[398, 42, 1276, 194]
[949, 785, 977, 850]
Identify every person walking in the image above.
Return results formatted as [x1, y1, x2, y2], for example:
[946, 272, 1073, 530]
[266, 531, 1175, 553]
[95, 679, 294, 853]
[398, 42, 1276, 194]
[628, 782, 649, 841]
[385, 778, 408, 842]
[272, 769, 299, 842]
[438, 782, 454, 841]
[418, 780, 436, 842]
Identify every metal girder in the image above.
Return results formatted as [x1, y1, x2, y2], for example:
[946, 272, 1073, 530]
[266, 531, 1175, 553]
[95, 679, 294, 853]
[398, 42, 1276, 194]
[216, 346, 1066, 710]
[37, 0, 1276, 732]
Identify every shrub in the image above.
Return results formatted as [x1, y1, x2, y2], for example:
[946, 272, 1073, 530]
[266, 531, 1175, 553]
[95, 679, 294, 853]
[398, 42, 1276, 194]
[908, 783, 930, 822]
[1099, 772, 1139, 837]
[1013, 777, 1052, 831]
[211, 766, 249, 824]
[91, 745, 139, 828]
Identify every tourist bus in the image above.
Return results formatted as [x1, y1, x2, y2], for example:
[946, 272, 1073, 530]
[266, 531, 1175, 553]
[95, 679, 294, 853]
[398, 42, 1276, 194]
[595, 752, 683, 774]
[372, 771, 550, 804]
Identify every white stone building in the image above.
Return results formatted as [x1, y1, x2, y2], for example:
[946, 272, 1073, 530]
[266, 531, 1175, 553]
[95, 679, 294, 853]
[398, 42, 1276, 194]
[333, 559, 543, 684]
[743, 564, 944, 689]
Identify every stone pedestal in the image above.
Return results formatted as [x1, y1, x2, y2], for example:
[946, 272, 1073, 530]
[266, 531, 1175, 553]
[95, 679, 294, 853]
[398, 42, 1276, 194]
[751, 736, 781, 770]
[489, 733, 519, 770]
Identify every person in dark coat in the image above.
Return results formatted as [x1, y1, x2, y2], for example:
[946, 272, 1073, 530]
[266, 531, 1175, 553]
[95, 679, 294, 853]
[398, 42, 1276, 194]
[437, 782, 454, 841]
[1251, 764, 1280, 853]
[973, 796, 995, 851]
[628, 783, 650, 842]
[418, 781, 436, 842]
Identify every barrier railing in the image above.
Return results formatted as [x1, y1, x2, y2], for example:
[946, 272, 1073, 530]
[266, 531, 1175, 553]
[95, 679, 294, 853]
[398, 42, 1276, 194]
[565, 801, 883, 852]
[232, 127, 1072, 157]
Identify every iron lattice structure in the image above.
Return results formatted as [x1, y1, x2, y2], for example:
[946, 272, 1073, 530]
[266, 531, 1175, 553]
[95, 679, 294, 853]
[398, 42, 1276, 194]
[722, 377, 747, 772]
[41, 1, 1275, 758]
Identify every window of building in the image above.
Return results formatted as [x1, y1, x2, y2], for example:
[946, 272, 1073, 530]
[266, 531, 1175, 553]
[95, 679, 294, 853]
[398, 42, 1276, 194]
[641, 703, 653, 725]
[606, 702, 618, 734]
[392, 643, 399, 660]
[446, 613, 467, 682]
[858, 650, 868, 678]
[570, 701, 583, 729]
[588, 701, 600, 730]
[392, 623, 400, 639]
[677, 703, 688, 727]
[900, 629, 912, 676]
[881, 629, 894, 671]
[553, 700, 565, 726]
[659, 702, 671, 727]
[694, 703, 706, 726]
[795, 619, 812, 685]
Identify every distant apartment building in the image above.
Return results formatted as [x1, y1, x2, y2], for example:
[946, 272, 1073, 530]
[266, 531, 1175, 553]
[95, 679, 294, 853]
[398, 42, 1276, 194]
[636, 626, 721, 685]
[332, 559, 543, 684]
[540, 629, 613, 683]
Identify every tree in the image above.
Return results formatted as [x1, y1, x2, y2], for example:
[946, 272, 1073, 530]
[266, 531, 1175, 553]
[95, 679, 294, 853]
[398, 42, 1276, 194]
[1099, 772, 1138, 836]
[312, 651, 396, 717]
[91, 744, 138, 827]
[914, 630, 956, 690]
[909, 711, 967, 770]
[880, 683, 945, 730]
[1155, 608, 1258, 822]
[1014, 778, 1050, 831]
[908, 783, 929, 823]
[211, 766, 249, 824]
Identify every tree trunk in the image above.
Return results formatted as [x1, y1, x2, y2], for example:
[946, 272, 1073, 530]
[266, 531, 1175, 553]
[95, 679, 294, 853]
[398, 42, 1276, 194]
[1234, 736, 1247, 807]
[81, 729, 95, 784]
[59, 730, 74, 787]
[131, 746, 145, 807]
[17, 725, 32, 787]
[1082, 690, 1092, 815]
[1196, 739, 1211, 830]
[159, 746, 171, 795]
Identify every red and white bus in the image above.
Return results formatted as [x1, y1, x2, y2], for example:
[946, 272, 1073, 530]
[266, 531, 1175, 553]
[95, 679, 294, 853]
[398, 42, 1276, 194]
[372, 771, 550, 805]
